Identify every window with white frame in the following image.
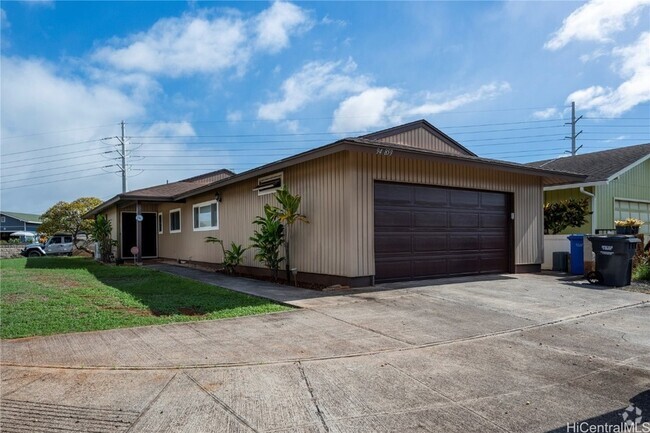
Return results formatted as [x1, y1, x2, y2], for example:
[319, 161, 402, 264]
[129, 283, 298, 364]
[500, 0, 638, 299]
[193, 200, 218, 231]
[158, 213, 163, 234]
[255, 172, 283, 196]
[169, 209, 181, 233]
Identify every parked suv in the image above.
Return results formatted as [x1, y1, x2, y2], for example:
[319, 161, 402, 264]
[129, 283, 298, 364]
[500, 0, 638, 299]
[21, 234, 74, 257]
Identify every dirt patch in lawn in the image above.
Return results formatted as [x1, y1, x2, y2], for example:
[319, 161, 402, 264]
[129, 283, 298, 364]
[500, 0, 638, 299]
[3, 293, 49, 304]
[103, 305, 154, 317]
[26, 274, 84, 289]
[150, 307, 207, 316]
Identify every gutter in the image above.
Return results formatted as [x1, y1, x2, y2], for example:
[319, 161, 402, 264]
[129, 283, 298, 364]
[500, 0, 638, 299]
[579, 187, 596, 234]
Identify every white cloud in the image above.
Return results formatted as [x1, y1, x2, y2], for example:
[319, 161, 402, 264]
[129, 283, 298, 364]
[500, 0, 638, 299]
[0, 56, 145, 211]
[545, 0, 650, 50]
[329, 81, 511, 133]
[532, 107, 561, 119]
[0, 56, 209, 212]
[257, 59, 370, 121]
[405, 82, 512, 117]
[226, 110, 243, 123]
[566, 32, 650, 116]
[93, 2, 310, 78]
[0, 8, 9, 29]
[330, 87, 399, 133]
[93, 13, 249, 78]
[254, 1, 311, 53]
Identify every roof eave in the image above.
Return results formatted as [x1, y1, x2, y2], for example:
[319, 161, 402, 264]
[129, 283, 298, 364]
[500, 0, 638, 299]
[178, 139, 585, 199]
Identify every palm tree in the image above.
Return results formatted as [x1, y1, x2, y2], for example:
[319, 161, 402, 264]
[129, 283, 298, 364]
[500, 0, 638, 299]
[273, 187, 309, 284]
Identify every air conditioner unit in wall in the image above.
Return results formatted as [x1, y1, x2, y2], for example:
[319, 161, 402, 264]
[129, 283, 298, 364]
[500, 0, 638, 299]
[253, 172, 283, 196]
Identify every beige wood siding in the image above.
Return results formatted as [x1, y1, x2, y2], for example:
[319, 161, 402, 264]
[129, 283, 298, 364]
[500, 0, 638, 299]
[376, 127, 467, 155]
[156, 152, 351, 275]
[118, 150, 544, 277]
[347, 152, 543, 276]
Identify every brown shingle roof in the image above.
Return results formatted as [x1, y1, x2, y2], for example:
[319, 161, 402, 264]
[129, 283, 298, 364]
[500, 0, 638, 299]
[122, 169, 234, 199]
[526, 143, 650, 183]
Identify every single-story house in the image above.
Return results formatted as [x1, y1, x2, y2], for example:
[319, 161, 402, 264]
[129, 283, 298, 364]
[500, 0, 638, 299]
[86, 119, 585, 286]
[0, 211, 42, 242]
[528, 143, 650, 243]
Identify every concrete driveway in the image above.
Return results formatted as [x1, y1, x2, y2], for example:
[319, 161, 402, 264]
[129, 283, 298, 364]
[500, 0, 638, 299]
[1, 273, 649, 433]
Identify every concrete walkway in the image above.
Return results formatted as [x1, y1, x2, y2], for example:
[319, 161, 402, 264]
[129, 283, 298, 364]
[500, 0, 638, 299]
[2, 272, 649, 432]
[146, 263, 328, 307]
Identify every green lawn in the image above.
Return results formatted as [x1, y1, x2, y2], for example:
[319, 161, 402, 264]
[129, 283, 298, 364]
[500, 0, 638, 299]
[0, 257, 291, 339]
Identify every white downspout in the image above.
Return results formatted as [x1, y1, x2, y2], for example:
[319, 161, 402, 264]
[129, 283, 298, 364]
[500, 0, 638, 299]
[579, 187, 596, 234]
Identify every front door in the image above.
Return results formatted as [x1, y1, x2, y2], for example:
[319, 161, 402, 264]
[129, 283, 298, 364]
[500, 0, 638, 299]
[121, 212, 157, 258]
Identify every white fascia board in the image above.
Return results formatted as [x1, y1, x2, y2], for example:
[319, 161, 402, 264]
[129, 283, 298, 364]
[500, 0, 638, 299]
[543, 181, 606, 191]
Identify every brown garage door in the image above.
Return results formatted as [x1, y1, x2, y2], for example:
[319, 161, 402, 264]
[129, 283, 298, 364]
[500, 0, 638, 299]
[374, 182, 511, 282]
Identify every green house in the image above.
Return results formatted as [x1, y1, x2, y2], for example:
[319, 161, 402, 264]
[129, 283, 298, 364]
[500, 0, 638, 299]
[528, 143, 650, 243]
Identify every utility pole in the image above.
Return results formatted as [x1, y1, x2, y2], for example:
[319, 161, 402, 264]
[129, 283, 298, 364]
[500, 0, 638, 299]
[565, 101, 583, 156]
[116, 121, 128, 193]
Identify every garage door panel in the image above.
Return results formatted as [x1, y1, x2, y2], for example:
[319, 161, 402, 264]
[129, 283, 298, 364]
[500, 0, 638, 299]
[480, 234, 508, 251]
[481, 214, 507, 228]
[414, 187, 448, 207]
[448, 256, 480, 275]
[375, 210, 411, 229]
[480, 255, 509, 273]
[413, 235, 448, 252]
[374, 182, 511, 283]
[413, 211, 447, 228]
[375, 235, 412, 254]
[450, 213, 479, 228]
[448, 235, 480, 251]
[481, 192, 508, 209]
[375, 260, 413, 281]
[412, 259, 448, 278]
[375, 183, 413, 205]
[450, 190, 480, 207]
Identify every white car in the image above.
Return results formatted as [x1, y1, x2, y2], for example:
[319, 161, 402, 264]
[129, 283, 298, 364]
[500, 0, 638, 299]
[21, 234, 74, 257]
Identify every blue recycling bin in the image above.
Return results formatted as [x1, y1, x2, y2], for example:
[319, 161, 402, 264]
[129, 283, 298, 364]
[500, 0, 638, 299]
[567, 234, 585, 275]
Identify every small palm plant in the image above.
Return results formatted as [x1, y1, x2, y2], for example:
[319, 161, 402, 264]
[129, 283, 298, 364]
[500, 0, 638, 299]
[272, 187, 309, 284]
[249, 205, 285, 281]
[205, 237, 248, 274]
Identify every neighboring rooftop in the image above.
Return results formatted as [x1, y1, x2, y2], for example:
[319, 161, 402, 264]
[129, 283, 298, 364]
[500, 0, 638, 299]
[526, 143, 650, 183]
[0, 211, 42, 223]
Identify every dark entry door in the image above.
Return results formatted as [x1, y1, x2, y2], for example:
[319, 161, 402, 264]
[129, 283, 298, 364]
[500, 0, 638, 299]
[121, 212, 157, 258]
[374, 182, 511, 283]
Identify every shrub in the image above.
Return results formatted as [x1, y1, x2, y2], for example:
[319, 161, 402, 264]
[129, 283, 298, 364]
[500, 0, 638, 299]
[633, 251, 650, 281]
[544, 198, 591, 234]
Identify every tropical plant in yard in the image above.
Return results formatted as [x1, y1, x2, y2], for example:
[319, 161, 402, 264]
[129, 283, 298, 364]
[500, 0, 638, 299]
[250, 205, 285, 281]
[205, 237, 248, 274]
[543, 198, 591, 234]
[90, 214, 116, 263]
[271, 186, 309, 283]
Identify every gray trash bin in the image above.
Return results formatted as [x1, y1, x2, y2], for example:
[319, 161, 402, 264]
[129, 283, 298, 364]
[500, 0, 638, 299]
[587, 235, 641, 286]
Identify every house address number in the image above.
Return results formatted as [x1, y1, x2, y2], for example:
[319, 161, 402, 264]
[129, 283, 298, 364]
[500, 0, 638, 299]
[376, 148, 394, 156]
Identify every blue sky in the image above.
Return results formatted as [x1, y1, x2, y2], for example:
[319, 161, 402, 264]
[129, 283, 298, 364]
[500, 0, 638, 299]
[1, 0, 649, 213]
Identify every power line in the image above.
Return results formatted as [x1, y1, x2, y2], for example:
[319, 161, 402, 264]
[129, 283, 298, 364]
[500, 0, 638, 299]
[1, 150, 112, 170]
[1, 139, 103, 156]
[1, 171, 119, 191]
[1, 165, 116, 183]
[0, 124, 118, 141]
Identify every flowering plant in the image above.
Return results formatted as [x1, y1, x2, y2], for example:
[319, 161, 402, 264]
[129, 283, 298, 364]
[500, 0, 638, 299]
[615, 218, 645, 227]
